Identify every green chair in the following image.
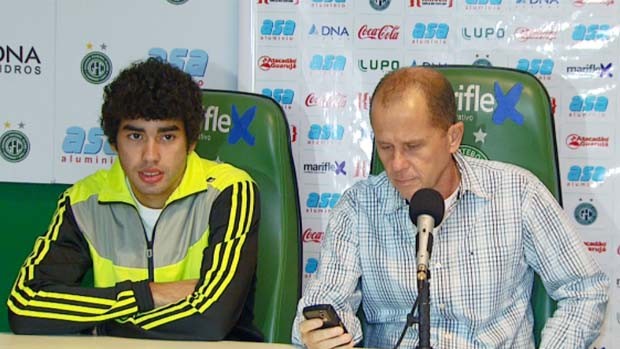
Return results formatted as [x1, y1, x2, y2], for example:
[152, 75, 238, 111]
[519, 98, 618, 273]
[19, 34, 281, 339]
[196, 89, 301, 343]
[370, 65, 558, 347]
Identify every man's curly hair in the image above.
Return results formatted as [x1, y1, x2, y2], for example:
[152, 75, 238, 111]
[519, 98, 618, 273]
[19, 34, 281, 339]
[100, 58, 203, 148]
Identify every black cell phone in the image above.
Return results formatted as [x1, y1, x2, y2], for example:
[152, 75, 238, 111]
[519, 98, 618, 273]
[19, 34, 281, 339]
[302, 304, 348, 333]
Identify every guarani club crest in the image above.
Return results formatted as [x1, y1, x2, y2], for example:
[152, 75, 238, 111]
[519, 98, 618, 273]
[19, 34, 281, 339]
[80, 42, 112, 85]
[167, 0, 189, 4]
[370, 0, 391, 10]
[0, 122, 30, 163]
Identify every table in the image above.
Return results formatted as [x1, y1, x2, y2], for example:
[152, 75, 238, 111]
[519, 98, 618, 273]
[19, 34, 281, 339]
[0, 333, 297, 349]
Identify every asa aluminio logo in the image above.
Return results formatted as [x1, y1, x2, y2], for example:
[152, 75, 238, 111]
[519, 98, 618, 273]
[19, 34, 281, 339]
[81, 42, 112, 85]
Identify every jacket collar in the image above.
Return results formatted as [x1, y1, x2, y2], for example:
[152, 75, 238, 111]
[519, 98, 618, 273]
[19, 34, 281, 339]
[98, 152, 207, 207]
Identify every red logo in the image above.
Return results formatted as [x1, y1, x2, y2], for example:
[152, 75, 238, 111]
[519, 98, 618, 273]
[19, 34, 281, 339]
[354, 160, 369, 178]
[514, 27, 559, 42]
[258, 56, 297, 71]
[290, 125, 298, 143]
[550, 97, 557, 116]
[305, 93, 347, 108]
[410, 0, 453, 7]
[566, 134, 609, 149]
[356, 92, 371, 111]
[358, 25, 400, 40]
[302, 228, 324, 243]
[584, 241, 607, 253]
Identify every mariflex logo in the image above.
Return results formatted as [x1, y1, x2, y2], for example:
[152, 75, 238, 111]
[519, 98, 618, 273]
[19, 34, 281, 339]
[454, 82, 524, 125]
[81, 49, 112, 85]
[0, 128, 30, 163]
[203, 105, 257, 146]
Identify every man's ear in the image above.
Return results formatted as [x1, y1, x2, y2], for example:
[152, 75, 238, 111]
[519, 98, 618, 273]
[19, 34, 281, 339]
[447, 122, 464, 153]
[188, 142, 197, 154]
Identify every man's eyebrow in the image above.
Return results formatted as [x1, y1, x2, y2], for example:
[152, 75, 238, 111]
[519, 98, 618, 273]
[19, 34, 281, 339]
[121, 124, 144, 132]
[157, 125, 181, 133]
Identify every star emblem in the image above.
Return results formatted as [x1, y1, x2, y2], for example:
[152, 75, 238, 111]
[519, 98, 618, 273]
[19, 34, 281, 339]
[473, 128, 487, 144]
[86, 42, 93, 50]
[18, 122, 25, 129]
[100, 43, 107, 50]
[3, 121, 10, 129]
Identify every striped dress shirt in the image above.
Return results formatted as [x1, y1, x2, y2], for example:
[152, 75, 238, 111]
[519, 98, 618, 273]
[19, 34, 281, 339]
[292, 152, 608, 349]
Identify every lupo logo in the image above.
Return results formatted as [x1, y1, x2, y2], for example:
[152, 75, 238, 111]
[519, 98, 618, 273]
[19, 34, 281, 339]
[454, 82, 524, 125]
[203, 105, 257, 146]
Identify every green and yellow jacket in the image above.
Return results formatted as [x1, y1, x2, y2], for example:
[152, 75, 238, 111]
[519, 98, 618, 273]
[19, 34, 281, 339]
[7, 152, 262, 341]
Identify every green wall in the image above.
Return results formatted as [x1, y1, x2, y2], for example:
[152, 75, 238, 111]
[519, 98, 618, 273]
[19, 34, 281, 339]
[0, 182, 69, 332]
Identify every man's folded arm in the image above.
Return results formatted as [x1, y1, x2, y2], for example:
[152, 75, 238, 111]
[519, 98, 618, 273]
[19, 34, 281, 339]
[105, 181, 260, 340]
[7, 192, 154, 334]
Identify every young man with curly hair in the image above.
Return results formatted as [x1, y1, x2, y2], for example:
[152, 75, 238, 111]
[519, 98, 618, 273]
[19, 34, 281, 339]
[7, 58, 263, 341]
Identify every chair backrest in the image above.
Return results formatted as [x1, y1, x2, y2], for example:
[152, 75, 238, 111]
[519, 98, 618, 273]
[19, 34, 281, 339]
[369, 65, 558, 347]
[196, 89, 301, 343]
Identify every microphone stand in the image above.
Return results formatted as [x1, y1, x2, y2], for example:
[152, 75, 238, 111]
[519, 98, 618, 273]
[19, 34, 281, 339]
[392, 261, 433, 349]
[416, 267, 432, 349]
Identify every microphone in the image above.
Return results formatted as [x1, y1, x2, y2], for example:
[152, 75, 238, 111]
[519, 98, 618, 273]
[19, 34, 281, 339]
[409, 188, 445, 277]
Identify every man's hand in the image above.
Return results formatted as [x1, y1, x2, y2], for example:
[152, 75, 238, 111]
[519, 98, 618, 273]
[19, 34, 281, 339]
[299, 318, 354, 349]
[149, 279, 198, 308]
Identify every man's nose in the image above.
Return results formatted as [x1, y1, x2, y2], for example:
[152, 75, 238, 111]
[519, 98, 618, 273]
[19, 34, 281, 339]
[143, 139, 160, 162]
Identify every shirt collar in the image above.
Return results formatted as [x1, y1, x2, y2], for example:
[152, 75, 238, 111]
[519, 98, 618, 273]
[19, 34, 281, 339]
[382, 151, 490, 214]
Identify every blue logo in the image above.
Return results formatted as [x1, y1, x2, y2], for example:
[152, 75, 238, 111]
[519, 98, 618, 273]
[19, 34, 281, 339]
[572, 24, 611, 41]
[310, 54, 346, 71]
[412, 23, 449, 40]
[229, 105, 256, 146]
[308, 124, 345, 140]
[308, 24, 350, 37]
[466, 0, 502, 4]
[62, 127, 114, 155]
[516, 0, 558, 4]
[574, 200, 597, 225]
[204, 105, 257, 146]
[148, 48, 208, 79]
[567, 165, 606, 183]
[260, 19, 296, 36]
[314, 0, 347, 2]
[492, 82, 523, 125]
[305, 258, 319, 274]
[261, 88, 295, 105]
[515, 58, 554, 75]
[369, 0, 391, 10]
[306, 192, 341, 208]
[334, 161, 346, 175]
[569, 96, 608, 112]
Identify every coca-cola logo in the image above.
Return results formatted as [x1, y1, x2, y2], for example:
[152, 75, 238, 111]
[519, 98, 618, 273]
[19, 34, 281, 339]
[358, 25, 400, 40]
[302, 228, 324, 243]
[305, 93, 347, 108]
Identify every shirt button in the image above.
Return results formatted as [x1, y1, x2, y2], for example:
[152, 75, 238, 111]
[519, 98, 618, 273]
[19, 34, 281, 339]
[434, 262, 442, 269]
[439, 303, 446, 310]
[444, 332, 452, 340]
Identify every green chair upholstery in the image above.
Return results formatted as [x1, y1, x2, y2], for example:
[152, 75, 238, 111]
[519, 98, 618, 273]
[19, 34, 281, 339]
[196, 89, 301, 343]
[370, 65, 558, 347]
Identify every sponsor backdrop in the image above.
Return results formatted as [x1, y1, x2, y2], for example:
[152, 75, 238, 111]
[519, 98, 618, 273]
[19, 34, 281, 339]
[239, 0, 618, 347]
[0, 0, 238, 183]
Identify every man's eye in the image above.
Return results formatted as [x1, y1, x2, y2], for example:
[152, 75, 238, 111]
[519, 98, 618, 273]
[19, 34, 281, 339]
[128, 133, 142, 140]
[162, 134, 175, 141]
